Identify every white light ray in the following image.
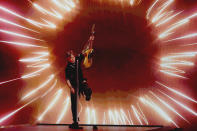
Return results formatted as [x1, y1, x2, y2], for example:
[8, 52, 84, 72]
[128, 110, 134, 125]
[160, 70, 187, 79]
[131, 105, 143, 125]
[156, 11, 183, 27]
[52, 0, 71, 11]
[152, 0, 174, 23]
[0, 18, 39, 33]
[137, 103, 149, 125]
[33, 3, 63, 19]
[56, 97, 70, 123]
[159, 19, 189, 38]
[21, 64, 50, 79]
[38, 89, 63, 121]
[0, 29, 44, 41]
[103, 112, 106, 124]
[146, 0, 160, 19]
[0, 95, 40, 123]
[150, 91, 190, 123]
[0, 6, 56, 28]
[41, 80, 57, 98]
[120, 109, 132, 125]
[140, 96, 178, 127]
[159, 90, 197, 116]
[156, 81, 197, 104]
[22, 74, 54, 100]
[165, 33, 197, 42]
[0, 41, 45, 48]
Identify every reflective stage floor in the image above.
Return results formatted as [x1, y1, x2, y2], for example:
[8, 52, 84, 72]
[0, 124, 179, 131]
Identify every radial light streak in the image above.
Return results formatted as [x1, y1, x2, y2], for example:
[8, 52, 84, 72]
[38, 89, 62, 121]
[159, 70, 187, 79]
[52, 0, 71, 11]
[27, 19, 56, 28]
[150, 91, 190, 123]
[161, 54, 196, 61]
[160, 52, 196, 79]
[22, 74, 54, 100]
[27, 63, 50, 68]
[0, 6, 40, 28]
[0, 41, 45, 48]
[27, 61, 46, 67]
[0, 74, 42, 86]
[32, 52, 49, 55]
[170, 52, 197, 55]
[108, 110, 117, 124]
[130, 0, 135, 5]
[92, 109, 97, 124]
[0, 6, 55, 28]
[160, 65, 185, 74]
[103, 112, 106, 124]
[155, 11, 173, 25]
[128, 110, 134, 125]
[131, 105, 142, 125]
[156, 11, 183, 27]
[41, 80, 57, 98]
[159, 19, 189, 38]
[86, 107, 90, 124]
[181, 43, 197, 46]
[161, 61, 194, 66]
[137, 103, 149, 125]
[19, 55, 49, 62]
[186, 13, 197, 19]
[0, 78, 21, 85]
[86, 108, 97, 124]
[165, 33, 197, 42]
[152, 0, 174, 23]
[159, 90, 197, 116]
[56, 97, 70, 123]
[156, 81, 197, 104]
[0, 18, 39, 33]
[159, 12, 197, 38]
[33, 3, 63, 19]
[146, 0, 160, 19]
[114, 110, 124, 124]
[0, 95, 40, 123]
[0, 29, 44, 41]
[140, 97, 178, 127]
[21, 64, 50, 79]
[120, 109, 132, 125]
[64, 0, 76, 8]
[41, 19, 56, 29]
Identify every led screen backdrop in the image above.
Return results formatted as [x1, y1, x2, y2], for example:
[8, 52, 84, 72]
[0, 0, 196, 129]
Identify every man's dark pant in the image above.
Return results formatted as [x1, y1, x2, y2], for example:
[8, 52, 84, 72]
[70, 91, 77, 123]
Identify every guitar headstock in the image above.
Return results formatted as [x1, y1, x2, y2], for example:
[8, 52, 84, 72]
[91, 24, 96, 35]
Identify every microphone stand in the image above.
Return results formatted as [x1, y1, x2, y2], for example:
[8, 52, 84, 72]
[74, 59, 83, 129]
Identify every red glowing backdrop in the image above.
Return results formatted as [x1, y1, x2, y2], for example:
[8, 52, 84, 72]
[0, 0, 196, 129]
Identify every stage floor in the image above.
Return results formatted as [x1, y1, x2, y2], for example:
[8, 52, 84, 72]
[0, 124, 174, 131]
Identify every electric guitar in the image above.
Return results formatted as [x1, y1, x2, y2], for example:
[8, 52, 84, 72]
[83, 24, 95, 68]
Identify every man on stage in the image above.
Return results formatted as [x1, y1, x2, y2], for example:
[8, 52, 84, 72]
[65, 34, 94, 129]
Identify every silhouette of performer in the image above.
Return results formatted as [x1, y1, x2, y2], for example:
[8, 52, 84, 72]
[65, 36, 94, 129]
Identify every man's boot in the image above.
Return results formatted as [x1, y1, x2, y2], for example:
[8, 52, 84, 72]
[69, 122, 83, 129]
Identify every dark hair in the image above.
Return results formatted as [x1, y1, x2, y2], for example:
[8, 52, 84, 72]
[66, 50, 73, 58]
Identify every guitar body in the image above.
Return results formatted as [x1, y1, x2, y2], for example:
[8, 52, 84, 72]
[83, 24, 95, 68]
[83, 49, 94, 68]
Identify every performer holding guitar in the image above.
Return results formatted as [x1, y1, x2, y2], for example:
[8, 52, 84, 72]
[65, 24, 95, 129]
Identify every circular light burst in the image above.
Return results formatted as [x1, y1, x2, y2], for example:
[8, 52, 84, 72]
[0, 0, 196, 128]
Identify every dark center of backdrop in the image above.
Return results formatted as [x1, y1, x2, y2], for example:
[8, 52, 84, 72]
[51, 1, 159, 97]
